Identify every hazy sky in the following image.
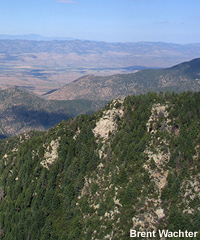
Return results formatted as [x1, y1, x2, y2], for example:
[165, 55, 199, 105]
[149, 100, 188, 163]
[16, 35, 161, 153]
[0, 0, 200, 43]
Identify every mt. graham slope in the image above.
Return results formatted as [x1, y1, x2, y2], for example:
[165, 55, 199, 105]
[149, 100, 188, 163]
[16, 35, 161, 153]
[0, 91, 200, 239]
[45, 58, 200, 101]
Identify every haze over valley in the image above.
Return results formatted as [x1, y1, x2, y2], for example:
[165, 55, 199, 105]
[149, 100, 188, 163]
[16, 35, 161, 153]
[1, 38, 200, 95]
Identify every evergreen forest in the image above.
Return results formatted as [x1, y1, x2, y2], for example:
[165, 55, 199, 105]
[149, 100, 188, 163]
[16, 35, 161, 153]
[0, 91, 199, 239]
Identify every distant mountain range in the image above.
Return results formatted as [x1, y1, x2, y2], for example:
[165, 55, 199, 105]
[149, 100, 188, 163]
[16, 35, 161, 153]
[1, 38, 200, 95]
[45, 58, 200, 101]
[0, 38, 200, 68]
[0, 34, 74, 41]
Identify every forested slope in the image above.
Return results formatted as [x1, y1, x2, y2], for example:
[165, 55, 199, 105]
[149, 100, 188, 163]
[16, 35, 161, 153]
[0, 87, 106, 137]
[0, 92, 200, 239]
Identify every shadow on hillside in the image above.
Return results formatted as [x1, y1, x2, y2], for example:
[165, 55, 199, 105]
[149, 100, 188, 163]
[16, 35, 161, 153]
[0, 105, 72, 136]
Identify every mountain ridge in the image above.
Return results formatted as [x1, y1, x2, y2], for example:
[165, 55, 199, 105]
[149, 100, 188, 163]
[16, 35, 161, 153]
[0, 91, 199, 239]
[0, 34, 75, 41]
[45, 58, 200, 101]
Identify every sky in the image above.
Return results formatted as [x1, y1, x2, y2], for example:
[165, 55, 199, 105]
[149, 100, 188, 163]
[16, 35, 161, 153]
[0, 0, 200, 44]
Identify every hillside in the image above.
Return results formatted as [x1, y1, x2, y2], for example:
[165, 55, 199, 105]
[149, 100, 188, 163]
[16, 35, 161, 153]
[45, 58, 200, 101]
[0, 87, 106, 137]
[0, 91, 199, 239]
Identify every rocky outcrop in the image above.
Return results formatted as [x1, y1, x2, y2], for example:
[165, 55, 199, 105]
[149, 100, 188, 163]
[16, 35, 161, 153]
[40, 138, 60, 170]
[93, 99, 124, 143]
[132, 103, 172, 233]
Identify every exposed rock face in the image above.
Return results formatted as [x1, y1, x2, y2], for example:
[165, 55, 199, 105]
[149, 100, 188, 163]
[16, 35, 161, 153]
[77, 163, 123, 240]
[93, 99, 124, 160]
[146, 103, 170, 133]
[40, 137, 60, 170]
[132, 103, 172, 234]
[93, 99, 124, 143]
[182, 176, 200, 214]
[145, 104, 171, 191]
